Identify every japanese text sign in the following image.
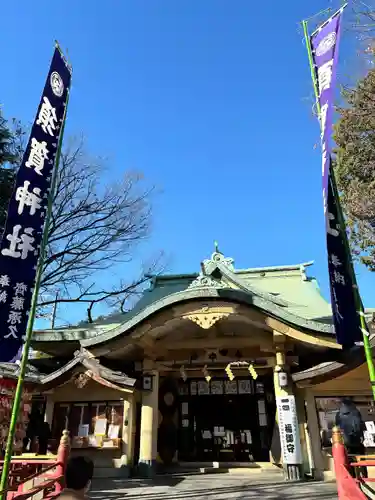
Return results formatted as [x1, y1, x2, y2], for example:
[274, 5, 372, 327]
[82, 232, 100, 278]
[311, 8, 363, 347]
[326, 176, 363, 346]
[276, 395, 302, 465]
[310, 10, 342, 214]
[0, 47, 71, 362]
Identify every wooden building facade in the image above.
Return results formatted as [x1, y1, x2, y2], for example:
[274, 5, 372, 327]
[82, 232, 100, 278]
[6, 248, 374, 479]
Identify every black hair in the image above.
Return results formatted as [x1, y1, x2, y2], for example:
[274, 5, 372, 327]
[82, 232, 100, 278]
[342, 397, 354, 406]
[65, 456, 94, 490]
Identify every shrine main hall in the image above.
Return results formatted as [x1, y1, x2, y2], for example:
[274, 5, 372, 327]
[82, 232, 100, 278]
[4, 248, 375, 479]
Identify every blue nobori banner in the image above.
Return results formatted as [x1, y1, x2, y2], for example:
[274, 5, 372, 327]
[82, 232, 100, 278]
[326, 170, 363, 346]
[0, 47, 71, 361]
[311, 7, 364, 347]
[310, 8, 343, 214]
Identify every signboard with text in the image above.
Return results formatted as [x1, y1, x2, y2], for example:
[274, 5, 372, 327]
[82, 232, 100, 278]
[276, 395, 302, 465]
[0, 47, 71, 362]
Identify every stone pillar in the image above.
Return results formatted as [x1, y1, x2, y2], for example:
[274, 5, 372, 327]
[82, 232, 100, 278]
[272, 346, 303, 481]
[138, 369, 159, 477]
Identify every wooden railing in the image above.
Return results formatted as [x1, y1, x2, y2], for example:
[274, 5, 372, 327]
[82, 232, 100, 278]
[0, 430, 70, 500]
[331, 426, 375, 500]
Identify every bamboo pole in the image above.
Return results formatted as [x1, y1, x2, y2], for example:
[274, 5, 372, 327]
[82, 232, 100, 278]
[0, 47, 70, 497]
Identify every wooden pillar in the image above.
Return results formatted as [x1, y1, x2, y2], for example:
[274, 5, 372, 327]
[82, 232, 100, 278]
[44, 396, 54, 426]
[272, 343, 303, 481]
[295, 388, 312, 476]
[331, 426, 367, 500]
[127, 395, 137, 467]
[138, 369, 159, 477]
[55, 430, 71, 494]
[121, 395, 136, 472]
[270, 350, 284, 465]
[304, 388, 325, 479]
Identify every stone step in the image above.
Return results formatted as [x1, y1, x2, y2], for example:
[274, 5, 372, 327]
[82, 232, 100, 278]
[93, 462, 284, 479]
[157, 462, 283, 476]
[94, 467, 130, 479]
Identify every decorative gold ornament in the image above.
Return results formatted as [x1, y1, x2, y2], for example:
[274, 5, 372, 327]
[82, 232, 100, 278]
[180, 365, 187, 382]
[184, 312, 229, 329]
[225, 364, 235, 381]
[248, 364, 258, 380]
[203, 365, 211, 382]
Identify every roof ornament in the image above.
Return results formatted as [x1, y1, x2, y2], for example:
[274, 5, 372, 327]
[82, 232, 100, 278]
[208, 241, 234, 271]
[187, 274, 226, 289]
[74, 371, 90, 389]
[300, 264, 308, 281]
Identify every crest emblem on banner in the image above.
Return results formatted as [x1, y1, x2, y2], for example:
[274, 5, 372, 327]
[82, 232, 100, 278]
[50, 71, 64, 97]
[316, 32, 337, 57]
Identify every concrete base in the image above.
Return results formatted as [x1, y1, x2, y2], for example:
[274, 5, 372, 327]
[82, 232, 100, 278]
[323, 470, 335, 482]
[137, 460, 157, 478]
[94, 466, 131, 479]
[284, 464, 303, 482]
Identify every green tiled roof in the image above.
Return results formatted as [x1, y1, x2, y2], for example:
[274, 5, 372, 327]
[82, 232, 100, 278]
[236, 265, 332, 321]
[32, 249, 337, 348]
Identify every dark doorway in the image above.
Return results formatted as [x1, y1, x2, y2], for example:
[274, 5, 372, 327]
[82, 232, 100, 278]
[177, 376, 274, 462]
[191, 394, 263, 461]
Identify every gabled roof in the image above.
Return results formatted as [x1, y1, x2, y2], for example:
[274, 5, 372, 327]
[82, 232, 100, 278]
[32, 248, 343, 354]
[0, 361, 42, 383]
[26, 247, 375, 386]
[0, 349, 137, 390]
[40, 348, 136, 389]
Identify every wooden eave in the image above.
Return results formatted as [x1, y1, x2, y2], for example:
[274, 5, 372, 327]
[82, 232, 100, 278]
[292, 335, 375, 387]
[4, 348, 138, 392]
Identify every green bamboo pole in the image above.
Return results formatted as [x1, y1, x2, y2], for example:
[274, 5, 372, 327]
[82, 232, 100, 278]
[0, 50, 70, 498]
[302, 17, 375, 401]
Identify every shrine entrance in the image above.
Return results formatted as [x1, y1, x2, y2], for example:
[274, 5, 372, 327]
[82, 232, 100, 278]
[177, 375, 275, 463]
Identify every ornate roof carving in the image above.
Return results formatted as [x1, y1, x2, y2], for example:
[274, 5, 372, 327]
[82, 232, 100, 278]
[187, 274, 226, 290]
[202, 250, 235, 273]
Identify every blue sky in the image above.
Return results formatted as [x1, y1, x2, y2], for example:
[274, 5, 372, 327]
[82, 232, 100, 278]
[1, 1, 372, 325]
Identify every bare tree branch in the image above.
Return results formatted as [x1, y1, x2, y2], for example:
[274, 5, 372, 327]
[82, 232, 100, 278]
[34, 136, 164, 323]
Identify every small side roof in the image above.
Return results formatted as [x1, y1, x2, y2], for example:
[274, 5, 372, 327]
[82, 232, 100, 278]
[0, 349, 137, 390]
[292, 334, 375, 386]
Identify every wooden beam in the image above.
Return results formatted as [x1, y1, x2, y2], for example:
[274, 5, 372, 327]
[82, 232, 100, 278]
[156, 336, 274, 351]
[138, 336, 155, 350]
[267, 318, 341, 350]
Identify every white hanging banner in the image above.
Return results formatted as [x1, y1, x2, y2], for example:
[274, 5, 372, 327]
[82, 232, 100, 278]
[276, 395, 302, 464]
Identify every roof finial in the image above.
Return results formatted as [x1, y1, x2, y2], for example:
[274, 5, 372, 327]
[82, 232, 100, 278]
[214, 240, 219, 253]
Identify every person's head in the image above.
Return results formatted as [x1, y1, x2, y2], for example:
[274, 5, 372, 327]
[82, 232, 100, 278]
[341, 397, 354, 407]
[65, 456, 94, 493]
